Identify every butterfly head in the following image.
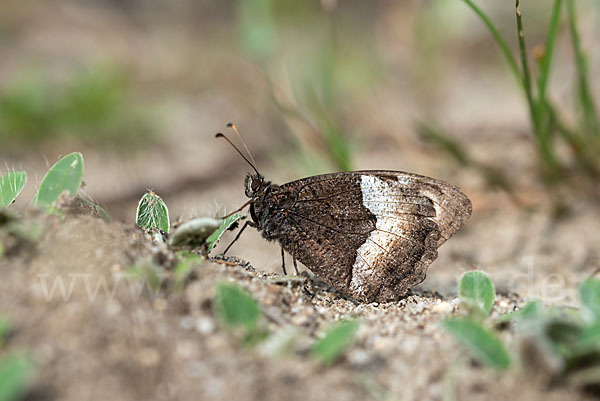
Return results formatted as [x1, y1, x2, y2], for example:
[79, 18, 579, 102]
[244, 173, 268, 198]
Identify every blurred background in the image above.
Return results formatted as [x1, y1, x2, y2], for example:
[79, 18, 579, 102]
[1, 0, 599, 276]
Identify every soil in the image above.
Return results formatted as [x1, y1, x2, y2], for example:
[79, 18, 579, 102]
[0, 192, 599, 401]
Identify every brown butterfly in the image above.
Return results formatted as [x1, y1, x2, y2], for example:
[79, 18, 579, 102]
[217, 126, 472, 303]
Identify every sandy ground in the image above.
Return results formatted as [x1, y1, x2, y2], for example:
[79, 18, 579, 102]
[0, 194, 599, 401]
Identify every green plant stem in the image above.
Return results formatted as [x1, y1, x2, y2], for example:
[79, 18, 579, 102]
[515, 1, 537, 132]
[566, 0, 600, 138]
[537, 0, 562, 107]
[535, 0, 563, 161]
[516, 0, 558, 178]
[462, 0, 522, 89]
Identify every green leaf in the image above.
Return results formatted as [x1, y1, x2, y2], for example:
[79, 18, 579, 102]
[0, 352, 36, 401]
[521, 299, 544, 319]
[5, 221, 43, 243]
[77, 196, 110, 223]
[579, 278, 600, 322]
[126, 262, 162, 293]
[169, 217, 222, 249]
[214, 282, 261, 331]
[312, 320, 360, 366]
[459, 271, 495, 316]
[32, 152, 84, 208]
[172, 254, 202, 291]
[0, 171, 27, 209]
[205, 214, 244, 253]
[135, 191, 170, 233]
[443, 318, 511, 370]
[579, 322, 600, 348]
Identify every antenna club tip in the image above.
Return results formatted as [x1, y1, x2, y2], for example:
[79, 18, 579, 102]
[226, 122, 233, 128]
[215, 133, 224, 138]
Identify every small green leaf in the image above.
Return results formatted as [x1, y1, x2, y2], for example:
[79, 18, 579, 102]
[77, 196, 110, 223]
[206, 214, 244, 253]
[443, 318, 511, 370]
[520, 299, 544, 319]
[459, 271, 495, 316]
[0, 352, 36, 401]
[214, 282, 261, 331]
[312, 320, 360, 366]
[135, 191, 169, 233]
[172, 254, 202, 291]
[6, 221, 44, 243]
[32, 152, 84, 208]
[579, 278, 600, 322]
[579, 322, 600, 348]
[0, 171, 27, 208]
[169, 217, 221, 248]
[127, 262, 163, 293]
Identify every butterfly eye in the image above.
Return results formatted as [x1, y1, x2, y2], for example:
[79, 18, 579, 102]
[251, 179, 261, 191]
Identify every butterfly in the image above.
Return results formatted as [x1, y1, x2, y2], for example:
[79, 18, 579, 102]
[217, 126, 472, 303]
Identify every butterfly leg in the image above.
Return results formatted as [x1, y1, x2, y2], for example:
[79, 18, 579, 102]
[291, 237, 299, 275]
[280, 246, 288, 275]
[223, 221, 254, 255]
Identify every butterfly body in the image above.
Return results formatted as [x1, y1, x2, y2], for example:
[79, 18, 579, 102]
[243, 170, 472, 303]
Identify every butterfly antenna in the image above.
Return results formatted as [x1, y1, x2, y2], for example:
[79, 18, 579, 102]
[227, 123, 256, 166]
[215, 133, 261, 176]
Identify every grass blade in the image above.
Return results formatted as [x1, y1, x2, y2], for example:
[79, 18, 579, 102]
[459, 271, 495, 316]
[0, 171, 27, 208]
[461, 0, 522, 88]
[312, 320, 360, 366]
[443, 318, 511, 370]
[536, 0, 562, 107]
[515, 0, 558, 176]
[32, 152, 84, 208]
[515, 1, 537, 132]
[567, 0, 599, 137]
[135, 191, 170, 233]
[535, 0, 563, 158]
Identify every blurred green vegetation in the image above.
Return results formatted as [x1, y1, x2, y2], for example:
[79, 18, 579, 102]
[0, 67, 156, 153]
[421, 0, 600, 200]
[237, 0, 381, 173]
[1, 0, 598, 201]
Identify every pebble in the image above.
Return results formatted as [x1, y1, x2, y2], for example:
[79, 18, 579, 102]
[432, 301, 453, 314]
[410, 303, 425, 314]
[196, 317, 215, 334]
[347, 349, 371, 366]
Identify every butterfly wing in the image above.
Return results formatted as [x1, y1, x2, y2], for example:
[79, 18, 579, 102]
[275, 171, 472, 302]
